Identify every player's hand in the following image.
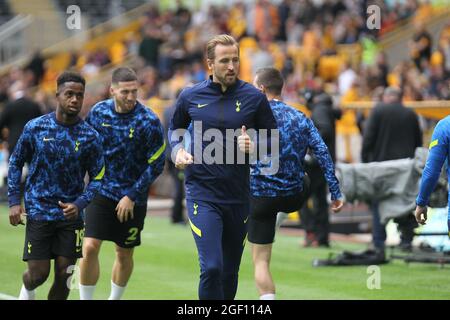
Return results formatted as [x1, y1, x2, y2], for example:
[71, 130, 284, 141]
[59, 201, 79, 220]
[175, 148, 193, 169]
[415, 205, 427, 225]
[9, 205, 25, 226]
[238, 126, 254, 154]
[331, 198, 344, 213]
[116, 196, 135, 223]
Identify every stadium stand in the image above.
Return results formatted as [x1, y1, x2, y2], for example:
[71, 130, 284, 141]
[55, 0, 147, 27]
[0, 1, 12, 26]
[0, 0, 449, 195]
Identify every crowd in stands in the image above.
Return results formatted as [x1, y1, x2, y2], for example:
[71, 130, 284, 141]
[0, 0, 449, 153]
[55, 0, 147, 27]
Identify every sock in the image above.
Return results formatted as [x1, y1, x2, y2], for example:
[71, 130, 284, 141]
[79, 284, 96, 300]
[260, 293, 275, 300]
[19, 284, 35, 300]
[108, 281, 126, 300]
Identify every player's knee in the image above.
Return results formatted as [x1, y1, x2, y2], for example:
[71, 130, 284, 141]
[54, 265, 72, 282]
[83, 240, 101, 257]
[222, 271, 238, 282]
[28, 268, 50, 286]
[115, 247, 133, 263]
[253, 254, 270, 267]
[202, 265, 221, 279]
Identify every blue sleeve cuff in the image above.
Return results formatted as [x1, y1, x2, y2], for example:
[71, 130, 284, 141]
[8, 194, 21, 208]
[126, 189, 137, 202]
[416, 197, 427, 207]
[168, 128, 188, 153]
[73, 198, 88, 211]
[331, 191, 343, 201]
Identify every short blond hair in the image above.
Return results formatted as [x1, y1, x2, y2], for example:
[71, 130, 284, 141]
[205, 34, 239, 60]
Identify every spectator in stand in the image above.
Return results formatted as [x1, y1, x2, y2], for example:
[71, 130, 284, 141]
[139, 25, 164, 68]
[409, 22, 433, 71]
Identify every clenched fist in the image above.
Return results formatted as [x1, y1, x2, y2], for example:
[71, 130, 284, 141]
[175, 148, 194, 169]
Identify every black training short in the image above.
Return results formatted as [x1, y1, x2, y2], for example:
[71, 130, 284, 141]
[85, 194, 147, 248]
[23, 219, 84, 261]
[248, 176, 310, 245]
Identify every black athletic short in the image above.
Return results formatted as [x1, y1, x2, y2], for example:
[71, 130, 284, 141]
[85, 194, 147, 248]
[23, 219, 84, 261]
[248, 176, 311, 245]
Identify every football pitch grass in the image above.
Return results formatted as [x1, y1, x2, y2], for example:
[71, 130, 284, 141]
[1, 205, 450, 300]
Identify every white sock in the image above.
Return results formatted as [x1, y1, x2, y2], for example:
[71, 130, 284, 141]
[79, 284, 96, 300]
[108, 281, 126, 300]
[260, 293, 275, 300]
[19, 284, 35, 300]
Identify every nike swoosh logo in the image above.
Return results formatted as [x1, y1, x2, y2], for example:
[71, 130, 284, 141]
[43, 138, 54, 141]
[197, 103, 208, 108]
[102, 123, 111, 127]
[76, 248, 82, 253]
[244, 216, 248, 224]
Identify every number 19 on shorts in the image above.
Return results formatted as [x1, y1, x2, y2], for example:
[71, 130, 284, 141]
[75, 229, 84, 253]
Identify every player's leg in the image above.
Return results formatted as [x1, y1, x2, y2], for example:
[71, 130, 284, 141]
[187, 199, 224, 300]
[221, 202, 250, 300]
[249, 189, 309, 300]
[370, 202, 387, 252]
[248, 198, 277, 300]
[48, 256, 77, 300]
[312, 176, 330, 247]
[79, 238, 102, 284]
[19, 220, 53, 300]
[109, 246, 134, 300]
[49, 219, 83, 300]
[302, 169, 320, 247]
[251, 243, 274, 299]
[80, 195, 113, 299]
[79, 237, 102, 299]
[108, 202, 146, 300]
[276, 175, 310, 231]
[20, 260, 51, 300]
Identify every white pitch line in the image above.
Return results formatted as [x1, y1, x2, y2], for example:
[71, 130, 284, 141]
[0, 292, 17, 300]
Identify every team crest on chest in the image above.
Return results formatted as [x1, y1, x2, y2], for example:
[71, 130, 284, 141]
[235, 100, 241, 112]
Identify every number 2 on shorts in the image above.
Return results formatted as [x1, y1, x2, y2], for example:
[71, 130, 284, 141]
[125, 227, 138, 245]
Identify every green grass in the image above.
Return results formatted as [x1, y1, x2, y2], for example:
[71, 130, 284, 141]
[1, 205, 450, 300]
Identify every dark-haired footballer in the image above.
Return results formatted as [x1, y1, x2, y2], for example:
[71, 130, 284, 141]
[8, 71, 105, 300]
[79, 67, 165, 300]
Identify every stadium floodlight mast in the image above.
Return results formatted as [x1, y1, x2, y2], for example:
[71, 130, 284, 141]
[170, 121, 280, 175]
